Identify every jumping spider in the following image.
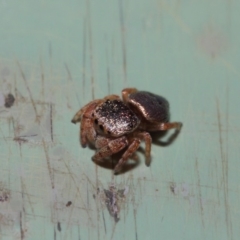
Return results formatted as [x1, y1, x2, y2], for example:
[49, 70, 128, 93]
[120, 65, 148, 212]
[72, 88, 182, 174]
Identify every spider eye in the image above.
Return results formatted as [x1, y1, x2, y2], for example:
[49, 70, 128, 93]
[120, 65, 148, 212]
[107, 131, 111, 135]
[94, 119, 98, 124]
[99, 125, 104, 131]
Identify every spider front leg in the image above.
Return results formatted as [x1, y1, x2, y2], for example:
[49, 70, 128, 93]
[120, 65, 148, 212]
[71, 99, 102, 147]
[114, 138, 141, 174]
[92, 136, 128, 164]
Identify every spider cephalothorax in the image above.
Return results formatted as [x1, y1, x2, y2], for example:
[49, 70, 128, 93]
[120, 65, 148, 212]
[92, 99, 140, 137]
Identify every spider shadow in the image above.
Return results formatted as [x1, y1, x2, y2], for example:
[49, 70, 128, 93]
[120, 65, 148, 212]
[152, 127, 182, 147]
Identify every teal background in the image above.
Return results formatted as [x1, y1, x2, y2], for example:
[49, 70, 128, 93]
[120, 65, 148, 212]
[0, 1, 240, 239]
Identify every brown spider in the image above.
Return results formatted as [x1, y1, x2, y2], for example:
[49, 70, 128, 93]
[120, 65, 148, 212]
[72, 88, 182, 174]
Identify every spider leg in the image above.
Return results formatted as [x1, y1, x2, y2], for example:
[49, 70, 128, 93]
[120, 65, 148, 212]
[114, 138, 141, 174]
[71, 108, 83, 124]
[71, 99, 102, 123]
[95, 135, 111, 148]
[135, 131, 152, 166]
[121, 88, 138, 103]
[71, 100, 102, 147]
[92, 136, 128, 163]
[81, 117, 97, 147]
[147, 122, 182, 132]
[103, 94, 121, 101]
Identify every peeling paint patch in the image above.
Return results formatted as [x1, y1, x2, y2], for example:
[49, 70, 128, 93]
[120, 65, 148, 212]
[0, 185, 29, 238]
[0, 183, 10, 203]
[170, 182, 190, 197]
[95, 184, 129, 223]
[170, 182, 197, 206]
[13, 101, 54, 145]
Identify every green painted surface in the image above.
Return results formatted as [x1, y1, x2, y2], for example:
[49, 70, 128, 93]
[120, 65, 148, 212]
[0, 1, 240, 239]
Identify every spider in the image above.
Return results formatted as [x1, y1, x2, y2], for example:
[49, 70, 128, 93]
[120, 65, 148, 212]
[71, 88, 182, 174]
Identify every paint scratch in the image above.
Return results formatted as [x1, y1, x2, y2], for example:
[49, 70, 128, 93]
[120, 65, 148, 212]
[17, 61, 38, 120]
[216, 98, 232, 239]
[118, 0, 127, 84]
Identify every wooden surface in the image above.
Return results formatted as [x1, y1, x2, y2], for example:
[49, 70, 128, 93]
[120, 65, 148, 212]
[0, 1, 240, 239]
